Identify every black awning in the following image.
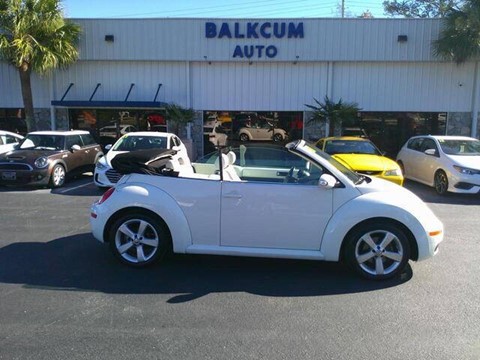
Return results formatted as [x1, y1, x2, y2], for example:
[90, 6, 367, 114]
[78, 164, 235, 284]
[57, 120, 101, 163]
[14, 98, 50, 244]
[51, 100, 167, 109]
[52, 83, 166, 109]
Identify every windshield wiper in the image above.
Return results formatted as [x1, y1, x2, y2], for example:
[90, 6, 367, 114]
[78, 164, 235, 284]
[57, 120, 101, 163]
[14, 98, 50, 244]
[354, 175, 367, 185]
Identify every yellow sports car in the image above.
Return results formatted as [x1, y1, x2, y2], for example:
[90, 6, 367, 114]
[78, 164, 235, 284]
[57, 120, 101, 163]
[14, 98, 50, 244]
[316, 136, 404, 186]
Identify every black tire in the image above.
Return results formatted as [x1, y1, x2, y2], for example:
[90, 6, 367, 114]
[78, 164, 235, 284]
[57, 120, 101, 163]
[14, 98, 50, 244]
[345, 221, 410, 280]
[273, 133, 283, 142]
[239, 133, 249, 142]
[49, 164, 66, 188]
[434, 170, 448, 195]
[108, 212, 170, 267]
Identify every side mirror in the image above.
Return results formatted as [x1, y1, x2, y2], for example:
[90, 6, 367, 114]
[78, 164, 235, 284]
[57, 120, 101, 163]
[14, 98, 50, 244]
[104, 144, 112, 151]
[318, 174, 337, 190]
[71, 144, 81, 152]
[424, 148, 437, 156]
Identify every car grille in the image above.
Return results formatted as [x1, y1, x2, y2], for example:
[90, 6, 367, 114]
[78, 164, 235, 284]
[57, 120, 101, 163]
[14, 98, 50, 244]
[106, 169, 122, 183]
[0, 163, 32, 171]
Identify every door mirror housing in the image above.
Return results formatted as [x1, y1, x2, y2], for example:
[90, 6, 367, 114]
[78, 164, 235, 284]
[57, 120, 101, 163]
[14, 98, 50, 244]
[424, 148, 437, 156]
[71, 144, 81, 152]
[318, 174, 337, 189]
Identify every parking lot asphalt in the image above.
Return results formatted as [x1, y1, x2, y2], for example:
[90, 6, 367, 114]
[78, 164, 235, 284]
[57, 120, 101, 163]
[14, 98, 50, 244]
[0, 176, 479, 360]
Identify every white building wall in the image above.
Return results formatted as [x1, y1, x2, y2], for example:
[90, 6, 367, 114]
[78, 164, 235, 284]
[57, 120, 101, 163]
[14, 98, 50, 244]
[0, 63, 51, 107]
[332, 62, 475, 112]
[53, 60, 188, 106]
[191, 62, 328, 111]
[74, 18, 441, 62]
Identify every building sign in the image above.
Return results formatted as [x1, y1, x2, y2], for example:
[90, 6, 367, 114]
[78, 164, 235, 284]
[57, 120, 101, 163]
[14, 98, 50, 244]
[205, 21, 304, 59]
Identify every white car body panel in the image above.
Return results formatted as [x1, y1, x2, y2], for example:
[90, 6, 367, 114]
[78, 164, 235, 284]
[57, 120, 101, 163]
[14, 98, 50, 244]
[91, 140, 444, 273]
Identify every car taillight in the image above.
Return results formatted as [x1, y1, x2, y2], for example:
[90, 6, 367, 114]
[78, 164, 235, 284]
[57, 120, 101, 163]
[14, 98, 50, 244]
[98, 187, 115, 205]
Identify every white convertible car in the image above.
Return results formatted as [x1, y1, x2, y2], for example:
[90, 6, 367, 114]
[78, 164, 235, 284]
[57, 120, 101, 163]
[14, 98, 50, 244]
[90, 140, 444, 280]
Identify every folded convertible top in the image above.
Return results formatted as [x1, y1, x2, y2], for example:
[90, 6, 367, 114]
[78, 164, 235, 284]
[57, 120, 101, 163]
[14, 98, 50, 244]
[111, 148, 178, 176]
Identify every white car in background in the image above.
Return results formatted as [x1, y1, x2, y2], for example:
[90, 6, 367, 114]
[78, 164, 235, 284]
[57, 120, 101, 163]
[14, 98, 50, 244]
[99, 124, 137, 138]
[94, 132, 189, 188]
[0, 130, 23, 154]
[396, 135, 480, 194]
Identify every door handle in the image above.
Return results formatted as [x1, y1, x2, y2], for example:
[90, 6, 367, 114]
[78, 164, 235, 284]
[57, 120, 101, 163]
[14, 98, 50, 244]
[223, 191, 242, 199]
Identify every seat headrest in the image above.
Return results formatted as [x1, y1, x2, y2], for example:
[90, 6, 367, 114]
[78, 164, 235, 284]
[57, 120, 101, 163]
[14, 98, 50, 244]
[214, 153, 230, 170]
[227, 151, 236, 165]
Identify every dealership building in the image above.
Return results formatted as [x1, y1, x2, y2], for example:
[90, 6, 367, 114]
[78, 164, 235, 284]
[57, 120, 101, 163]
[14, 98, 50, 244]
[1, 17, 479, 158]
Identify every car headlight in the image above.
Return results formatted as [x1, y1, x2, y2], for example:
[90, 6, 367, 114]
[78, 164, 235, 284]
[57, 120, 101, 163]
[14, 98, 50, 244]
[34, 156, 49, 169]
[453, 165, 480, 175]
[384, 168, 401, 176]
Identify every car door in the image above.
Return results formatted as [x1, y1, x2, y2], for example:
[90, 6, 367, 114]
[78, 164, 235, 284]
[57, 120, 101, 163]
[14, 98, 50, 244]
[65, 134, 88, 172]
[220, 159, 333, 251]
[80, 133, 101, 165]
[417, 138, 440, 183]
[401, 137, 424, 180]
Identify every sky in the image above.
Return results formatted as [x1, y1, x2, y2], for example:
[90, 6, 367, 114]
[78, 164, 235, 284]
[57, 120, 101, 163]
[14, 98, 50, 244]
[61, 0, 388, 19]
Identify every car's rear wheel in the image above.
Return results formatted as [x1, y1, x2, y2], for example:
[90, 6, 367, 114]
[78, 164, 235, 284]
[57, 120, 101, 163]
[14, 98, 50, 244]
[109, 212, 170, 267]
[345, 221, 410, 280]
[239, 133, 249, 142]
[49, 164, 66, 188]
[434, 170, 448, 195]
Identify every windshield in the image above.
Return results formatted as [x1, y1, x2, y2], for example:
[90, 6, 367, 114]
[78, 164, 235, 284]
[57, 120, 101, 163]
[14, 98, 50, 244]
[19, 134, 64, 150]
[438, 139, 480, 155]
[302, 142, 362, 183]
[112, 135, 168, 151]
[325, 139, 380, 155]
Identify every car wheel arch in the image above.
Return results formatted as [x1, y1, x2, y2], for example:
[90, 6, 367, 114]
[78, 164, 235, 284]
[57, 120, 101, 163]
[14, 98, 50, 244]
[103, 206, 173, 252]
[101, 185, 192, 253]
[320, 197, 423, 262]
[339, 217, 418, 262]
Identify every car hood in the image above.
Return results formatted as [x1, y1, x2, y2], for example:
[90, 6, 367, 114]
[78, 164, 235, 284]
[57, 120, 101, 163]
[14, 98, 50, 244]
[445, 154, 480, 169]
[332, 154, 398, 172]
[0, 149, 60, 162]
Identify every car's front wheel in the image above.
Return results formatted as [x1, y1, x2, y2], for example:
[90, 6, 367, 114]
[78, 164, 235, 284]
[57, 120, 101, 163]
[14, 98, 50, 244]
[108, 212, 170, 267]
[345, 221, 410, 280]
[273, 133, 283, 142]
[434, 170, 448, 195]
[49, 164, 66, 188]
[239, 133, 249, 142]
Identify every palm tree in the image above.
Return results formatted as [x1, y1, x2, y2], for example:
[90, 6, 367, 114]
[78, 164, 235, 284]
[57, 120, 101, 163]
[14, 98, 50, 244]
[164, 103, 195, 136]
[432, 0, 480, 63]
[0, 0, 81, 132]
[305, 96, 361, 136]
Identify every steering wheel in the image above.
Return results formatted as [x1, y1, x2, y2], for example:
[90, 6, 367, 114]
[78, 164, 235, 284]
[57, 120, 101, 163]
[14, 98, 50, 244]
[284, 167, 298, 183]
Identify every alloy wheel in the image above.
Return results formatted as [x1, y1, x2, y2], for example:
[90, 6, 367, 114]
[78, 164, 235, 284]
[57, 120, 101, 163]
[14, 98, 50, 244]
[114, 218, 160, 264]
[354, 229, 405, 277]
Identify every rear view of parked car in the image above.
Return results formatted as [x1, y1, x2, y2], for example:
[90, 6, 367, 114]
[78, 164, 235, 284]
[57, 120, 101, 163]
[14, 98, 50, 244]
[0, 130, 103, 188]
[396, 135, 480, 194]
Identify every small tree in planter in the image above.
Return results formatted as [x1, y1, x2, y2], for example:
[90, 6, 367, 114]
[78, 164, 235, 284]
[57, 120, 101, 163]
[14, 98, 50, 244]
[164, 103, 195, 137]
[305, 96, 360, 137]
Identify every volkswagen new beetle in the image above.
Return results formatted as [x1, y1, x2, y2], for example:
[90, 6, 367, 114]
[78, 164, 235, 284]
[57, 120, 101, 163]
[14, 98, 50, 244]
[90, 140, 444, 280]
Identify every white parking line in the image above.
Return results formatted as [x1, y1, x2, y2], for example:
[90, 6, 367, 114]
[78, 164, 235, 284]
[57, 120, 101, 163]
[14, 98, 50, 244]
[57, 181, 94, 194]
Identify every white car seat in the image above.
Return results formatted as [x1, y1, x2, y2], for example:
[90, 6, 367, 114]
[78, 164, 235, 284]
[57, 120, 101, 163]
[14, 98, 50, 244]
[215, 152, 241, 181]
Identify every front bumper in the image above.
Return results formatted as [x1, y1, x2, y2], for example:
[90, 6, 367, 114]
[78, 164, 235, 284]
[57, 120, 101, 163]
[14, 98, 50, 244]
[0, 168, 50, 186]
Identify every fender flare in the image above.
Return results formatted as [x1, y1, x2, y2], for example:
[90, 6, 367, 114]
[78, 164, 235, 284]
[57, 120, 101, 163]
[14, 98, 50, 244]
[103, 182, 192, 253]
[320, 195, 428, 261]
